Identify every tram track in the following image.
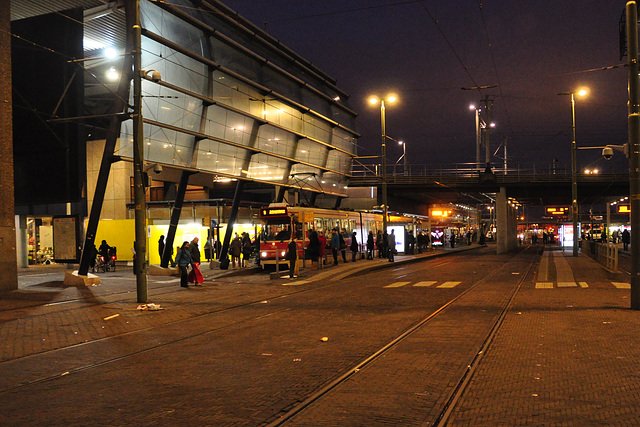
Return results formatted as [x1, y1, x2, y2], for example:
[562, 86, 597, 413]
[1, 247, 524, 425]
[0, 258, 456, 393]
[434, 252, 535, 426]
[265, 246, 537, 426]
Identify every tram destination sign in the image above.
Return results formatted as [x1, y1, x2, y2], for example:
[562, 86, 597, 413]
[260, 206, 289, 219]
[546, 206, 570, 216]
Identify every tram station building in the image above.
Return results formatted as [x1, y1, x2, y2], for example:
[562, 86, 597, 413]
[5, 0, 362, 288]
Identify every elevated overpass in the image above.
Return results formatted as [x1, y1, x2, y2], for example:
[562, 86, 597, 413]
[348, 163, 631, 253]
[349, 163, 630, 206]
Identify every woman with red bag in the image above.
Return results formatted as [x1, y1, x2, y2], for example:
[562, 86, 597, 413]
[188, 237, 204, 285]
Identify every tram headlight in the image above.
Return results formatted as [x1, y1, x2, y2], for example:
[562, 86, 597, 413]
[261, 251, 267, 258]
[280, 250, 287, 257]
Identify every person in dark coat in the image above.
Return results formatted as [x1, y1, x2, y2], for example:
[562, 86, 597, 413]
[188, 237, 203, 284]
[387, 230, 396, 262]
[367, 230, 375, 259]
[99, 240, 111, 260]
[241, 232, 253, 267]
[286, 238, 298, 278]
[330, 228, 340, 265]
[350, 232, 359, 262]
[622, 228, 631, 251]
[307, 230, 320, 270]
[339, 230, 348, 263]
[158, 235, 165, 261]
[230, 233, 242, 268]
[189, 237, 201, 263]
[174, 241, 194, 288]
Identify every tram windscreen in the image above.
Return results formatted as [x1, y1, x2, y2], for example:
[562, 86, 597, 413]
[262, 220, 303, 242]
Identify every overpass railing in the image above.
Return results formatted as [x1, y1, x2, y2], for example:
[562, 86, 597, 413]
[350, 161, 629, 185]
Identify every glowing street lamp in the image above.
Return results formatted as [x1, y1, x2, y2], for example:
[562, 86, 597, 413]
[558, 88, 588, 257]
[369, 94, 398, 234]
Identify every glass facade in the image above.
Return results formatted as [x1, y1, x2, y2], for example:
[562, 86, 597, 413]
[118, 0, 358, 197]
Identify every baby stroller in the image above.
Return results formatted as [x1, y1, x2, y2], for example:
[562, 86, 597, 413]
[97, 247, 117, 272]
[107, 247, 117, 272]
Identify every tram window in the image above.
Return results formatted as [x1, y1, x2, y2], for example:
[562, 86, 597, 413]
[263, 222, 292, 241]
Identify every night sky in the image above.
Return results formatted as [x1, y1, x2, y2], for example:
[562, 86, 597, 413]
[224, 0, 629, 173]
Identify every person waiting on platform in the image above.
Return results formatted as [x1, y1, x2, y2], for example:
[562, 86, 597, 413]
[350, 231, 359, 262]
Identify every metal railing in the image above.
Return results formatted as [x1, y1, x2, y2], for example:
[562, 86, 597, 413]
[349, 161, 630, 185]
[586, 241, 618, 272]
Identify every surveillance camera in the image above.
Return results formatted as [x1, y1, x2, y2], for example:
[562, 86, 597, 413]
[142, 70, 162, 83]
[153, 164, 163, 174]
[602, 146, 614, 160]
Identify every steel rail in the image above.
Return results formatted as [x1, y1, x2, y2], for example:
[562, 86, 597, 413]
[265, 246, 536, 426]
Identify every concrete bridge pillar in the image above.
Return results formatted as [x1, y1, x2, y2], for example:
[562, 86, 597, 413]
[496, 187, 518, 254]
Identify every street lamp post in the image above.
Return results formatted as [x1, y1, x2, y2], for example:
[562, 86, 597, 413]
[558, 89, 587, 257]
[369, 95, 397, 234]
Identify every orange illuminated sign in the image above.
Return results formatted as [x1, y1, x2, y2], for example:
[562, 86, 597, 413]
[430, 208, 452, 217]
[259, 207, 289, 218]
[546, 206, 569, 215]
[618, 205, 631, 213]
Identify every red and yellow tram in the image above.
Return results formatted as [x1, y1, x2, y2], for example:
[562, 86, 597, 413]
[258, 204, 385, 268]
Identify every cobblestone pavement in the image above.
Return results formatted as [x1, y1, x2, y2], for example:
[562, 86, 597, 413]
[1, 244, 638, 426]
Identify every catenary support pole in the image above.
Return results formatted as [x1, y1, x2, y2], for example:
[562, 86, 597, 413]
[132, 0, 148, 303]
[626, 1, 640, 309]
[570, 92, 579, 257]
[381, 100, 388, 233]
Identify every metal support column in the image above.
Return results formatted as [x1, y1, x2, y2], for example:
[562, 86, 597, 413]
[132, 0, 148, 303]
[219, 180, 245, 270]
[276, 186, 287, 203]
[78, 5, 134, 276]
[626, 1, 640, 309]
[161, 171, 193, 268]
[570, 92, 579, 257]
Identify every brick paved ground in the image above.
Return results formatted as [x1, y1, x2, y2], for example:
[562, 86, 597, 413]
[447, 251, 640, 425]
[1, 245, 639, 426]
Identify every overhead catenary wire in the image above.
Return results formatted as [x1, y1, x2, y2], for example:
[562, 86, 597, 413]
[477, 1, 514, 137]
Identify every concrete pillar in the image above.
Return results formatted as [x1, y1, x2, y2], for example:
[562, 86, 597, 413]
[15, 216, 28, 268]
[0, 2, 17, 291]
[496, 187, 518, 254]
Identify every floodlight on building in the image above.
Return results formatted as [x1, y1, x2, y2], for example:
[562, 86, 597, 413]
[106, 67, 119, 81]
[104, 47, 117, 59]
